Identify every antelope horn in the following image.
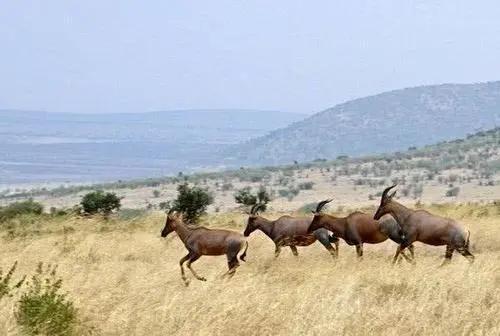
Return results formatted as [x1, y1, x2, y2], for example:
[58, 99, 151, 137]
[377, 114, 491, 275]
[250, 203, 259, 215]
[254, 203, 266, 214]
[315, 199, 333, 213]
[167, 208, 175, 215]
[381, 185, 397, 200]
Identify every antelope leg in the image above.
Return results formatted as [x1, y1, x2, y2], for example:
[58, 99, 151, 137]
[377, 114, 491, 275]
[274, 243, 282, 258]
[457, 247, 475, 264]
[355, 244, 363, 258]
[399, 250, 415, 264]
[179, 254, 191, 286]
[290, 245, 299, 256]
[223, 257, 240, 278]
[407, 244, 415, 260]
[440, 245, 454, 267]
[392, 245, 403, 264]
[187, 255, 206, 281]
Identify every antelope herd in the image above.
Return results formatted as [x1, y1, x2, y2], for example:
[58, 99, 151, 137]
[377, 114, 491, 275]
[160, 185, 475, 286]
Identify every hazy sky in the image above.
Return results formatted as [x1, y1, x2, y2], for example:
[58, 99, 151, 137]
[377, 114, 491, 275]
[1, 1, 500, 114]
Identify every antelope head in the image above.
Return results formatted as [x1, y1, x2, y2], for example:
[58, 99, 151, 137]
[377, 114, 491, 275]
[374, 185, 397, 220]
[243, 203, 265, 236]
[161, 210, 182, 237]
[307, 199, 332, 233]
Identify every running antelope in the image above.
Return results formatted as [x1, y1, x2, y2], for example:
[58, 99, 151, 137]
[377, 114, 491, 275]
[161, 211, 248, 286]
[308, 200, 413, 261]
[374, 185, 474, 265]
[243, 204, 339, 258]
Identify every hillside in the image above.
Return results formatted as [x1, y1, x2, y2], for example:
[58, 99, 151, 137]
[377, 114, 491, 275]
[226, 81, 500, 165]
[0, 109, 304, 184]
[2, 127, 499, 211]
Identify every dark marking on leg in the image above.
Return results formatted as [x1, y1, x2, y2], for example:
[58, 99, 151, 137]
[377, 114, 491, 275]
[356, 244, 363, 258]
[440, 245, 454, 267]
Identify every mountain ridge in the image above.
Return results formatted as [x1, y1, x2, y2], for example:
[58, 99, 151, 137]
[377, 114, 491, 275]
[225, 81, 500, 165]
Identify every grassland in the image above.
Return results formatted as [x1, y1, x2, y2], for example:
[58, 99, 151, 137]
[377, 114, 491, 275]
[1, 203, 499, 335]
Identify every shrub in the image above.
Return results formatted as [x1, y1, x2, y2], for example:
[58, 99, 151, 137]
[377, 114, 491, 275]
[80, 191, 121, 216]
[170, 183, 213, 223]
[0, 200, 44, 223]
[234, 186, 271, 210]
[152, 190, 161, 198]
[278, 187, 300, 201]
[298, 181, 314, 190]
[234, 187, 255, 206]
[158, 201, 170, 211]
[16, 263, 77, 336]
[0, 261, 26, 302]
[221, 183, 234, 191]
[446, 186, 460, 197]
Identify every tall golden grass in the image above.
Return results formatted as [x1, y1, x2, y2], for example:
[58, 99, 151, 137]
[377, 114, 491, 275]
[1, 203, 499, 335]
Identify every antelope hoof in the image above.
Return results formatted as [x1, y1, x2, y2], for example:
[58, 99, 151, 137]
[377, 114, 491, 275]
[199, 277, 207, 281]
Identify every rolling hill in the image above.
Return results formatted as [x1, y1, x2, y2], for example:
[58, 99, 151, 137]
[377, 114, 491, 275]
[226, 81, 500, 165]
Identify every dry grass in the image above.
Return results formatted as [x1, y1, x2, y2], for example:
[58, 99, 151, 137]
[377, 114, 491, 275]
[1, 204, 500, 335]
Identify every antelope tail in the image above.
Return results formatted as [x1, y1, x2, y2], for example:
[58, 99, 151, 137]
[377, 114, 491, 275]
[239, 241, 249, 262]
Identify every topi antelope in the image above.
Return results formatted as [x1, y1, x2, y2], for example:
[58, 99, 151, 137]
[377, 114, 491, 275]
[161, 211, 248, 286]
[374, 185, 474, 265]
[308, 199, 413, 261]
[243, 203, 339, 258]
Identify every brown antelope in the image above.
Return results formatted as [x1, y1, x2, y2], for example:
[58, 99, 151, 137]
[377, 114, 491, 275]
[161, 211, 248, 286]
[243, 204, 339, 258]
[374, 185, 474, 265]
[308, 200, 413, 261]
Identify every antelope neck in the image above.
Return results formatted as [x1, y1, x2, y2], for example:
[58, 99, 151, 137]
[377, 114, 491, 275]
[387, 201, 412, 227]
[174, 220, 195, 244]
[255, 216, 275, 237]
[323, 214, 347, 238]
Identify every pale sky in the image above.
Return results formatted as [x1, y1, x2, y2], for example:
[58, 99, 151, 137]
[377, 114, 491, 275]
[1, 1, 500, 114]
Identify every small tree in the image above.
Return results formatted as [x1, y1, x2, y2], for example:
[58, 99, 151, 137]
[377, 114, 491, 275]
[234, 186, 271, 211]
[16, 263, 77, 336]
[171, 183, 213, 223]
[80, 190, 121, 216]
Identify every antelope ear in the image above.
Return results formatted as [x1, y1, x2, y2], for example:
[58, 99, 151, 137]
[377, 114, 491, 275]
[389, 190, 397, 199]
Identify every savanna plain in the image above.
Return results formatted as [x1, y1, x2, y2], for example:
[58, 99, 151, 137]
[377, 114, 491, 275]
[1, 202, 499, 336]
[1, 129, 500, 335]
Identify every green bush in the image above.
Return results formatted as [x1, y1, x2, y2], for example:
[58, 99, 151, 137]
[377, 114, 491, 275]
[16, 263, 77, 336]
[445, 186, 460, 197]
[0, 200, 44, 223]
[0, 261, 26, 302]
[278, 187, 300, 201]
[80, 191, 121, 216]
[298, 181, 315, 190]
[170, 183, 213, 223]
[234, 186, 271, 211]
